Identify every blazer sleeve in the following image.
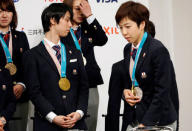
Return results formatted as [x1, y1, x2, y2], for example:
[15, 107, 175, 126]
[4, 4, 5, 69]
[1, 80, 16, 121]
[106, 63, 124, 131]
[86, 18, 108, 46]
[15, 31, 30, 83]
[23, 51, 55, 117]
[170, 61, 179, 131]
[17, 32, 30, 102]
[141, 46, 173, 125]
[76, 51, 89, 114]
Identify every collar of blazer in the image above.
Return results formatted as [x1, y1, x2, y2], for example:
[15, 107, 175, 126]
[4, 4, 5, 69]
[37, 42, 60, 77]
[123, 35, 151, 75]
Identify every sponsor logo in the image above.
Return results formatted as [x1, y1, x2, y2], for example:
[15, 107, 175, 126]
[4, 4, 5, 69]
[13, 0, 19, 3]
[96, 0, 118, 3]
[44, 0, 64, 2]
[103, 26, 119, 35]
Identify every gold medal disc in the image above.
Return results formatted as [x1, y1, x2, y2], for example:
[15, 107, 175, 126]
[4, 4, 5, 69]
[5, 63, 17, 75]
[59, 78, 70, 91]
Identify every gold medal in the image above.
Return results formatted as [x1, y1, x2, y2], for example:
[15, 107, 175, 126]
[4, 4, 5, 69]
[5, 63, 17, 75]
[59, 77, 70, 91]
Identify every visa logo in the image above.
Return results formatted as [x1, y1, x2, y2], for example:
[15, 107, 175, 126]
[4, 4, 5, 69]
[13, 0, 19, 3]
[97, 0, 118, 3]
[44, 0, 64, 2]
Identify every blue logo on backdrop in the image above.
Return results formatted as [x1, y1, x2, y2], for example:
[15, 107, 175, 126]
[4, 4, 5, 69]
[97, 0, 118, 3]
[13, 0, 19, 3]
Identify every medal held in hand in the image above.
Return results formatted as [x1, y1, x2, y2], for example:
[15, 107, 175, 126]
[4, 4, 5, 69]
[131, 32, 148, 100]
[5, 62, 17, 75]
[131, 85, 143, 99]
[59, 77, 70, 91]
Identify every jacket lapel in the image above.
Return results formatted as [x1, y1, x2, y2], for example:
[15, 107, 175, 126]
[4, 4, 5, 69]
[37, 42, 60, 76]
[124, 43, 132, 80]
[11, 30, 18, 53]
[135, 35, 151, 72]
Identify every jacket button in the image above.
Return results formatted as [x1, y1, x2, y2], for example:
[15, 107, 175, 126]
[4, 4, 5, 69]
[62, 95, 67, 99]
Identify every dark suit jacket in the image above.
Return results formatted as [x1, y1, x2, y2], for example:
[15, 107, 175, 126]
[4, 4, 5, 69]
[23, 41, 89, 131]
[62, 18, 108, 87]
[0, 68, 16, 122]
[106, 34, 179, 131]
[0, 30, 30, 103]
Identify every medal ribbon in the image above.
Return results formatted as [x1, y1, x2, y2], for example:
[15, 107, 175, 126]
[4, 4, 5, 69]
[70, 28, 82, 52]
[132, 32, 148, 87]
[60, 42, 67, 78]
[0, 35, 12, 63]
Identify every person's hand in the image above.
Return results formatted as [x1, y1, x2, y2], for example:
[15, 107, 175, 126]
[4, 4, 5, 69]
[0, 126, 4, 131]
[13, 84, 24, 99]
[123, 89, 141, 106]
[63, 112, 81, 128]
[52, 115, 73, 128]
[138, 124, 145, 128]
[79, 0, 92, 18]
[0, 117, 6, 131]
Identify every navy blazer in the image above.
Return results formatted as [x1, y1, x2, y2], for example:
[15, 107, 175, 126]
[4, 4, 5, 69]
[0, 68, 16, 122]
[23, 42, 89, 131]
[106, 34, 179, 131]
[0, 30, 30, 103]
[62, 18, 108, 87]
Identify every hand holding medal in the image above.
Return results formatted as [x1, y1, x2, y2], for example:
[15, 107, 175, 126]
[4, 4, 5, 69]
[131, 32, 148, 100]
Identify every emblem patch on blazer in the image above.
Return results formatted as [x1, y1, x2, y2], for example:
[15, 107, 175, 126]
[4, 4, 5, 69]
[143, 52, 146, 58]
[88, 38, 93, 43]
[20, 48, 23, 53]
[2, 85, 6, 91]
[72, 69, 78, 75]
[141, 72, 147, 79]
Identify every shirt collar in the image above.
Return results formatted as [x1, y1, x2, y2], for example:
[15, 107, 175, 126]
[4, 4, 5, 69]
[0, 27, 11, 35]
[132, 41, 141, 49]
[44, 37, 61, 48]
[72, 25, 81, 31]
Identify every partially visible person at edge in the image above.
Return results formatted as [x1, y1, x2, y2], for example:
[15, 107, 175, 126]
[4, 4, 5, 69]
[106, 1, 179, 131]
[62, 0, 108, 131]
[0, 0, 30, 131]
[23, 3, 89, 131]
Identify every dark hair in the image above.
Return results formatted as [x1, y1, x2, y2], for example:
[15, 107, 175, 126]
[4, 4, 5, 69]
[63, 0, 88, 8]
[0, 0, 18, 30]
[115, 1, 149, 31]
[148, 21, 156, 38]
[41, 3, 73, 33]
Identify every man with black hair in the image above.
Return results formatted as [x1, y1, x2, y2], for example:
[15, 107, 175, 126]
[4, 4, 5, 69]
[23, 3, 89, 131]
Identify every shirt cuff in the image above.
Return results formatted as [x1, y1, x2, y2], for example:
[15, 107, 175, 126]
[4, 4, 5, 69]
[16, 82, 26, 91]
[76, 110, 84, 119]
[86, 15, 95, 25]
[46, 112, 57, 123]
